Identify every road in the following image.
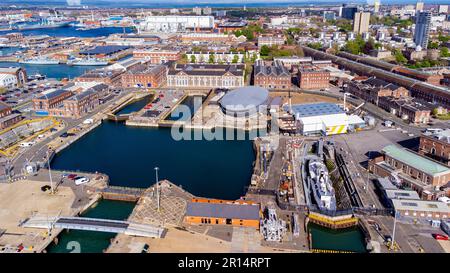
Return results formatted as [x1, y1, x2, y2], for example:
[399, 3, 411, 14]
[9, 89, 133, 178]
[292, 87, 445, 136]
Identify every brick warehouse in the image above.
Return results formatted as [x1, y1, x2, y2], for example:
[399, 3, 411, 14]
[254, 60, 291, 90]
[184, 198, 261, 229]
[121, 64, 167, 88]
[298, 65, 330, 90]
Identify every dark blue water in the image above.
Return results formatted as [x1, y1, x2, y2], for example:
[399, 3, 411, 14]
[0, 62, 103, 80]
[166, 95, 203, 121]
[51, 121, 256, 200]
[46, 200, 135, 253]
[0, 47, 25, 57]
[309, 223, 367, 252]
[0, 26, 132, 38]
[115, 95, 152, 115]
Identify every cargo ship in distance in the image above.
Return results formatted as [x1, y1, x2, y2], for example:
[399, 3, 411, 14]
[309, 159, 337, 211]
[13, 16, 72, 31]
[67, 58, 109, 66]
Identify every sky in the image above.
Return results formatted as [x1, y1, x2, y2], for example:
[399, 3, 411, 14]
[2, 0, 450, 6]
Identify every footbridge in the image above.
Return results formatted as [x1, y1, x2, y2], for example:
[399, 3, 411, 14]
[20, 216, 165, 238]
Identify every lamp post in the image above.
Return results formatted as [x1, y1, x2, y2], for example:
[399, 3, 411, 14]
[154, 167, 160, 212]
[391, 211, 398, 251]
[47, 150, 54, 194]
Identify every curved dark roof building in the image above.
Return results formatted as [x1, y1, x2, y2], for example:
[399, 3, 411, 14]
[220, 86, 269, 116]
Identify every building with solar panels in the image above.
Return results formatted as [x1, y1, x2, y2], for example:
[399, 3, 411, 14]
[219, 86, 269, 117]
[79, 46, 131, 57]
[287, 102, 365, 136]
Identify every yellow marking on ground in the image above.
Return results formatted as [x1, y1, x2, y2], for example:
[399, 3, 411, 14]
[308, 212, 358, 227]
[0, 117, 60, 158]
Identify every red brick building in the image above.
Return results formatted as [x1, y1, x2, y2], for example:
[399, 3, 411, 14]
[133, 48, 181, 64]
[369, 145, 450, 198]
[32, 89, 74, 115]
[75, 69, 124, 86]
[419, 129, 450, 166]
[345, 77, 431, 124]
[58, 89, 100, 118]
[0, 67, 27, 87]
[298, 66, 330, 90]
[121, 64, 167, 88]
[0, 101, 21, 129]
[254, 60, 291, 90]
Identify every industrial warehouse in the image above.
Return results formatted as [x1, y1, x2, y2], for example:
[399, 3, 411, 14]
[287, 103, 365, 136]
[184, 198, 261, 229]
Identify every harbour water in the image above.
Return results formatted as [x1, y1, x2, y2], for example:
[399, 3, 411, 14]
[0, 47, 25, 56]
[0, 26, 133, 38]
[0, 62, 102, 80]
[51, 121, 256, 200]
[166, 95, 203, 121]
[46, 200, 135, 253]
[49, 99, 366, 253]
[115, 95, 152, 115]
[308, 223, 367, 253]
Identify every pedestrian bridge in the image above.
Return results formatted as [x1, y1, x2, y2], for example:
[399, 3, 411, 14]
[20, 216, 165, 238]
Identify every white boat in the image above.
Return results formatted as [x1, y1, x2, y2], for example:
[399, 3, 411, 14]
[20, 57, 60, 65]
[308, 159, 337, 211]
[67, 58, 108, 66]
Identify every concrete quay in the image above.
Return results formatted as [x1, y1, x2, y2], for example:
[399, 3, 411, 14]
[0, 173, 104, 253]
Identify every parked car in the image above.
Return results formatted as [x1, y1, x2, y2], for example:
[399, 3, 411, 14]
[67, 174, 78, 180]
[142, 244, 150, 253]
[74, 177, 90, 185]
[19, 141, 35, 147]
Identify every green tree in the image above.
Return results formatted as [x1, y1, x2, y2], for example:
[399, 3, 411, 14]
[428, 41, 439, 49]
[190, 55, 196, 63]
[307, 42, 322, 50]
[393, 49, 407, 64]
[363, 38, 375, 54]
[208, 54, 215, 64]
[344, 40, 362, 54]
[441, 47, 450, 57]
[260, 45, 270, 56]
[343, 35, 366, 55]
[232, 55, 239, 63]
[438, 34, 450, 43]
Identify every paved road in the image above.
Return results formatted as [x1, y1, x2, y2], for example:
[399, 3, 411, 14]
[10, 89, 133, 177]
[295, 87, 440, 136]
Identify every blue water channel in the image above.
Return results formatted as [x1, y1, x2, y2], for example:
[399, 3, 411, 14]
[0, 62, 102, 80]
[51, 121, 256, 200]
[46, 200, 135, 253]
[0, 26, 133, 38]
